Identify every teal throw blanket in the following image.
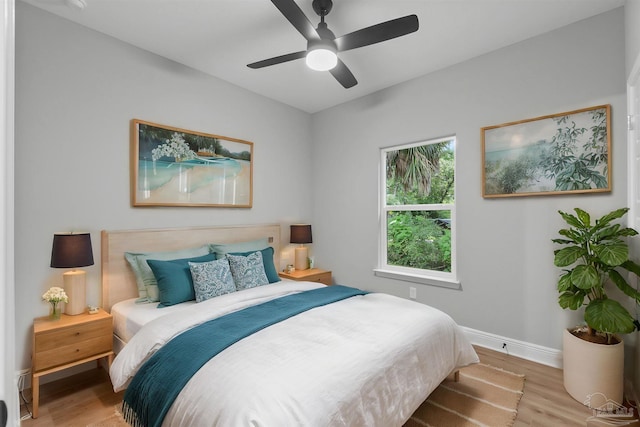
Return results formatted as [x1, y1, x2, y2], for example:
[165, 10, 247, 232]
[122, 285, 368, 427]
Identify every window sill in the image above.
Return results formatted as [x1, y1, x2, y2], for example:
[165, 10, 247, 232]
[373, 269, 461, 290]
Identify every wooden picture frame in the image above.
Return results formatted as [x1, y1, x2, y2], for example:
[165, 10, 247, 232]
[482, 105, 611, 198]
[131, 119, 253, 207]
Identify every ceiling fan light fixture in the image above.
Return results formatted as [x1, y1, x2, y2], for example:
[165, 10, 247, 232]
[248, 0, 419, 88]
[306, 45, 337, 71]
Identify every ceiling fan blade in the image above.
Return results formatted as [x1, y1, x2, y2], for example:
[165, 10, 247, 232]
[247, 51, 307, 69]
[271, 0, 320, 41]
[329, 59, 357, 89]
[335, 14, 419, 52]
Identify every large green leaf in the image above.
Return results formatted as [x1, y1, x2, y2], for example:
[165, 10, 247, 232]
[585, 299, 636, 334]
[618, 228, 639, 237]
[570, 264, 599, 289]
[557, 272, 573, 292]
[622, 259, 640, 276]
[554, 246, 585, 267]
[592, 242, 628, 266]
[558, 228, 583, 242]
[575, 208, 591, 227]
[559, 291, 585, 310]
[593, 224, 620, 242]
[608, 269, 640, 303]
[559, 210, 583, 229]
[552, 238, 575, 245]
[597, 208, 629, 226]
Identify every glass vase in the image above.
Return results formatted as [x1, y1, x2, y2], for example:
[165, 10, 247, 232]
[49, 302, 61, 320]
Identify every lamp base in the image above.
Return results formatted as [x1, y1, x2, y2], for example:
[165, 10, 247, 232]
[63, 270, 86, 315]
[294, 246, 309, 271]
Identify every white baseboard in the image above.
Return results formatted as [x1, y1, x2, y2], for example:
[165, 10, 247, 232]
[462, 326, 562, 369]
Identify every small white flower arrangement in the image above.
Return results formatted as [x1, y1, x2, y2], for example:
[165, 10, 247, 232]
[42, 286, 68, 320]
[151, 132, 196, 162]
[42, 286, 68, 304]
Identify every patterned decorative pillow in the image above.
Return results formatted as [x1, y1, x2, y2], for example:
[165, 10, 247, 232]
[227, 251, 269, 290]
[189, 258, 236, 302]
[228, 247, 281, 284]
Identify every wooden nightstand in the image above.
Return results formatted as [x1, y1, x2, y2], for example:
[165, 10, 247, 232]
[31, 308, 114, 418]
[279, 268, 332, 285]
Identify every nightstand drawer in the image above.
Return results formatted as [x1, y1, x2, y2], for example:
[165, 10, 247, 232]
[304, 271, 332, 285]
[34, 334, 112, 371]
[34, 317, 111, 352]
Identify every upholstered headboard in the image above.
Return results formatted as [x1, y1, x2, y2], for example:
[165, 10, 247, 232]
[101, 224, 281, 311]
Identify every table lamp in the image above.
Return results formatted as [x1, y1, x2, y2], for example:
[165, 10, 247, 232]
[290, 224, 312, 271]
[50, 232, 94, 315]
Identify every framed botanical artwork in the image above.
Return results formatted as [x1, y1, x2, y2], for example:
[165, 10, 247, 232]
[131, 119, 253, 207]
[482, 105, 611, 198]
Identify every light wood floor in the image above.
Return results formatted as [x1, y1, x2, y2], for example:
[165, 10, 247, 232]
[19, 345, 620, 426]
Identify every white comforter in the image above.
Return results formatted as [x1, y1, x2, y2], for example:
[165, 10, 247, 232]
[110, 281, 478, 427]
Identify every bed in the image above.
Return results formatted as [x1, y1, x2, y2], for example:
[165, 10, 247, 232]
[102, 224, 478, 427]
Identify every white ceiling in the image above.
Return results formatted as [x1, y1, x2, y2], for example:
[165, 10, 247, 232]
[21, 0, 625, 113]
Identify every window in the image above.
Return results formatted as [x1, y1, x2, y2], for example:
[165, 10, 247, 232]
[375, 136, 459, 288]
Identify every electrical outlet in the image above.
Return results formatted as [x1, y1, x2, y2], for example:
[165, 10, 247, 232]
[409, 287, 416, 299]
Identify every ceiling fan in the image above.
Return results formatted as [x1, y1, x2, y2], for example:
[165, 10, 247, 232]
[247, 0, 419, 89]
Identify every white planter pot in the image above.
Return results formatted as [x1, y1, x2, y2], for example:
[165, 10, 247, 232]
[563, 328, 624, 408]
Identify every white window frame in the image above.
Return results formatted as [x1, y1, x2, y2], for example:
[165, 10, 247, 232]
[374, 135, 460, 289]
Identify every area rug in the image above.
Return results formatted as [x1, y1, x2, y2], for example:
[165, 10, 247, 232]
[404, 363, 526, 427]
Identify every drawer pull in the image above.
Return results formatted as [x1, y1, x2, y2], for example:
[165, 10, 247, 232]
[75, 332, 80, 336]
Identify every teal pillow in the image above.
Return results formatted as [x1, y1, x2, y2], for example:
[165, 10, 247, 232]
[125, 245, 210, 302]
[209, 238, 269, 259]
[229, 247, 280, 284]
[227, 251, 269, 290]
[189, 258, 236, 302]
[147, 253, 216, 307]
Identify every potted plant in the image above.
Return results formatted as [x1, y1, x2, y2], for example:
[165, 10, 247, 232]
[553, 207, 640, 407]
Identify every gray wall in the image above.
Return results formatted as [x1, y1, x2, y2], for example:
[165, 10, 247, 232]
[14, 3, 314, 370]
[626, 0, 640, 78]
[310, 8, 627, 352]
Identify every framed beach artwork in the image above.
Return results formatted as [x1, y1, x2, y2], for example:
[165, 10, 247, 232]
[131, 119, 253, 207]
[482, 105, 611, 198]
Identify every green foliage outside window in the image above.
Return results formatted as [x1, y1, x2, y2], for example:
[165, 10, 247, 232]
[387, 211, 452, 271]
[385, 141, 454, 272]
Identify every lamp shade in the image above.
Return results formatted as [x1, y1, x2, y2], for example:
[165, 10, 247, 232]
[50, 233, 94, 268]
[290, 224, 312, 244]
